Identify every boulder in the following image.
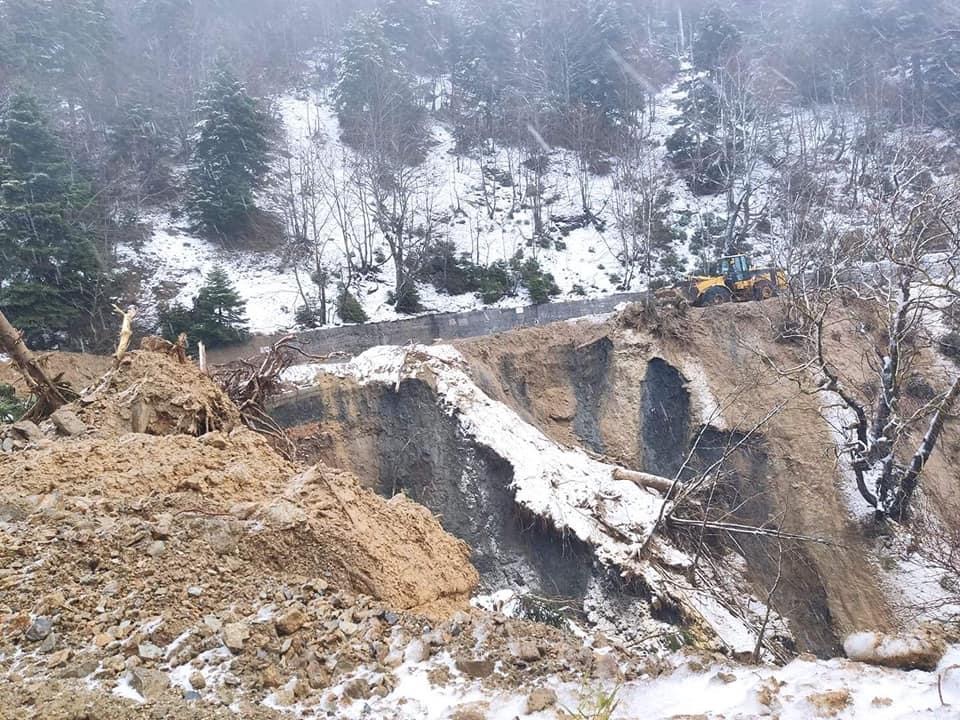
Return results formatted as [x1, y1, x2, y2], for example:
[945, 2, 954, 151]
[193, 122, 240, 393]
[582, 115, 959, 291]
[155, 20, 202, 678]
[526, 687, 557, 713]
[11, 420, 42, 441]
[25, 617, 53, 642]
[50, 409, 87, 436]
[137, 642, 164, 661]
[222, 622, 249, 653]
[275, 605, 307, 635]
[130, 667, 169, 701]
[843, 629, 946, 671]
[454, 656, 495, 679]
[509, 639, 541, 663]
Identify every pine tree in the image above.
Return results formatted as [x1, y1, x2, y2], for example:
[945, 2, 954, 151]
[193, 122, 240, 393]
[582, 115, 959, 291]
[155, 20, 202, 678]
[450, 0, 519, 144]
[189, 64, 271, 234]
[109, 100, 176, 195]
[190, 267, 249, 346]
[161, 267, 249, 348]
[691, 7, 741, 73]
[2, 0, 114, 130]
[333, 11, 424, 157]
[665, 77, 727, 194]
[0, 92, 107, 347]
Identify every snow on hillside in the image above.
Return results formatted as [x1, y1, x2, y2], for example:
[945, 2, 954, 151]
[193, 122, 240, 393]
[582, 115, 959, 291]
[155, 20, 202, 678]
[118, 75, 959, 337]
[116, 216, 303, 334]
[118, 83, 677, 335]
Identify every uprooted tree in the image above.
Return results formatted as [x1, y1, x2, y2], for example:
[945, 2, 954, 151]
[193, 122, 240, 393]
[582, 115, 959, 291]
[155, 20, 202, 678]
[0, 308, 73, 420]
[778, 165, 960, 521]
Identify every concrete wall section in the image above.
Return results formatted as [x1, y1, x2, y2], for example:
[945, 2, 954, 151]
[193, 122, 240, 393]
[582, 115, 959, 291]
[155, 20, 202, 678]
[211, 292, 650, 362]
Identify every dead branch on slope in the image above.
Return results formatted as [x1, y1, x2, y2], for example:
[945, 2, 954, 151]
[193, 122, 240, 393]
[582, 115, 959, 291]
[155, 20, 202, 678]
[112, 304, 137, 367]
[212, 335, 299, 457]
[211, 336, 336, 459]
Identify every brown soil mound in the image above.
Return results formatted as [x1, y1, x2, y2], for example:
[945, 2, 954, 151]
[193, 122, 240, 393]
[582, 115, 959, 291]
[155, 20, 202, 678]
[0, 344, 480, 714]
[0, 429, 294, 501]
[74, 351, 242, 436]
[280, 466, 478, 616]
[0, 351, 110, 397]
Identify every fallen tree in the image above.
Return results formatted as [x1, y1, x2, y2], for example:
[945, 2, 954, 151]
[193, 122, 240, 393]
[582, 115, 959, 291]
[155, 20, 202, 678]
[0, 308, 74, 420]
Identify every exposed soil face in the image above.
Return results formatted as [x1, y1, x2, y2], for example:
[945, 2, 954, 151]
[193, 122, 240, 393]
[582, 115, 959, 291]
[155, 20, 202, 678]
[451, 304, 912, 649]
[269, 298, 960, 659]
[685, 428, 839, 656]
[276, 377, 598, 604]
[640, 357, 691, 478]
[566, 336, 614, 454]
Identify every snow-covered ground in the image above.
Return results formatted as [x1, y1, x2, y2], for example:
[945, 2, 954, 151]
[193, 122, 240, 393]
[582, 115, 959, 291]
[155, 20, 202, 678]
[63, 598, 960, 719]
[334, 644, 960, 720]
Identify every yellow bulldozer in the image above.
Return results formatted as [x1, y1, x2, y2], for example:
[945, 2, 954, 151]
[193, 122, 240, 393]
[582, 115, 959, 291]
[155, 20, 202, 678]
[656, 254, 788, 307]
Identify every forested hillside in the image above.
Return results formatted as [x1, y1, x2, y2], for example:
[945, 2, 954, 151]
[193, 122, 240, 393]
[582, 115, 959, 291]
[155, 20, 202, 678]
[2, 0, 960, 348]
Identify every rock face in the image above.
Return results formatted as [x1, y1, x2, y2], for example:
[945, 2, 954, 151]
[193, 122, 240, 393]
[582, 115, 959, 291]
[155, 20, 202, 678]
[843, 629, 946, 671]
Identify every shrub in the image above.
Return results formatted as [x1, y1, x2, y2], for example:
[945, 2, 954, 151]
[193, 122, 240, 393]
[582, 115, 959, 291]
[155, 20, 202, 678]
[337, 286, 368, 323]
[420, 241, 477, 295]
[389, 284, 422, 314]
[477, 260, 515, 303]
[295, 304, 323, 328]
[515, 258, 560, 305]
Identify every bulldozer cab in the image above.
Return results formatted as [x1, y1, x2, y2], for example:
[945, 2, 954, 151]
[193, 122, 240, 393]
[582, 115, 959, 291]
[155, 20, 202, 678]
[707, 255, 750, 280]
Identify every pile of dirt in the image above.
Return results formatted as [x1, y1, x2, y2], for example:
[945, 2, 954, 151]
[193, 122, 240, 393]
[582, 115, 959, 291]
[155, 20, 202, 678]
[0, 352, 111, 397]
[74, 351, 243, 436]
[281, 466, 478, 617]
[0, 346, 484, 714]
[0, 430, 293, 501]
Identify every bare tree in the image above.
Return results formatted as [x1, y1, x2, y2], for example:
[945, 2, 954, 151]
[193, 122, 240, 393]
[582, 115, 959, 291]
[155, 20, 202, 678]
[714, 54, 779, 254]
[277, 140, 334, 324]
[360, 149, 432, 308]
[776, 161, 960, 520]
[608, 129, 672, 288]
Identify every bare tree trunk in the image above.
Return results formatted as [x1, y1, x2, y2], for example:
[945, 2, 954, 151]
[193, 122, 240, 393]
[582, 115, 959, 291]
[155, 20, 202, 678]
[0, 309, 71, 419]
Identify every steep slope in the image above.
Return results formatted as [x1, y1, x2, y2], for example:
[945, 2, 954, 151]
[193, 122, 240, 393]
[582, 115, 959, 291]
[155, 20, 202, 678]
[274, 299, 960, 659]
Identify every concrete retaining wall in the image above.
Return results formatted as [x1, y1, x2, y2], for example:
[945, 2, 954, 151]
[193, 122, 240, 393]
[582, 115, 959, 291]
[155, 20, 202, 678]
[210, 292, 650, 362]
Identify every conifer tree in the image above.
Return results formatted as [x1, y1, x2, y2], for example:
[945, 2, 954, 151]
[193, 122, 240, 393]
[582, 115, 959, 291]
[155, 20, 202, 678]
[333, 11, 423, 155]
[0, 92, 107, 346]
[189, 64, 271, 234]
[160, 267, 249, 348]
[665, 77, 727, 194]
[190, 267, 249, 346]
[691, 6, 741, 73]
